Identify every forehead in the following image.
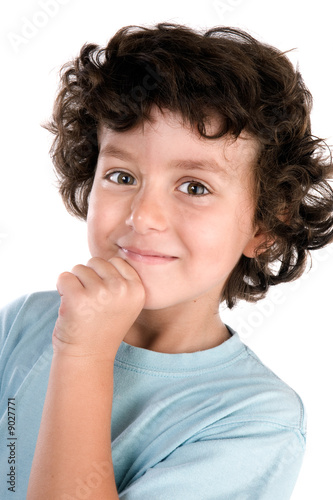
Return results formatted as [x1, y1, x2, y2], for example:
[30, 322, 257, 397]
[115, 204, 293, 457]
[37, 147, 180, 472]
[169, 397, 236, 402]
[97, 108, 260, 178]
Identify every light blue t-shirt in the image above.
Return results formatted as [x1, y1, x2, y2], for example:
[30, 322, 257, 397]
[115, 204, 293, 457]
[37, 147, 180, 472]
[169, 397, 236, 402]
[0, 291, 306, 499]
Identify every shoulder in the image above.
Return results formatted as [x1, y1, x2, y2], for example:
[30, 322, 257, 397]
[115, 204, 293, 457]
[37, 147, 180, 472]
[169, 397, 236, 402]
[0, 290, 60, 322]
[0, 290, 60, 354]
[219, 332, 306, 443]
[0, 291, 60, 416]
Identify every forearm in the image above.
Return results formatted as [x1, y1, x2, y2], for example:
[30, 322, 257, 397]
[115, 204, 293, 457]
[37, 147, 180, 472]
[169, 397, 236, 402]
[27, 354, 119, 500]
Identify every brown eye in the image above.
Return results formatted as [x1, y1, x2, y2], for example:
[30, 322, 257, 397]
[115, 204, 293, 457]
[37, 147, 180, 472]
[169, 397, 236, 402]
[179, 181, 209, 196]
[108, 171, 136, 185]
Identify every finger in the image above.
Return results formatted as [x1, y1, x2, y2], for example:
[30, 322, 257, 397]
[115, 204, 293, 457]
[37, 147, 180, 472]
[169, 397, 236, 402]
[56, 271, 83, 297]
[108, 256, 143, 282]
[86, 256, 142, 283]
[70, 263, 105, 289]
[85, 257, 119, 281]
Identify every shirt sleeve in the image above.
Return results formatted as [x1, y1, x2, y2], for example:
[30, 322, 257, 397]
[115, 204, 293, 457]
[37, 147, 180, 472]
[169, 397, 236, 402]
[118, 421, 305, 500]
[0, 292, 59, 413]
[0, 295, 27, 350]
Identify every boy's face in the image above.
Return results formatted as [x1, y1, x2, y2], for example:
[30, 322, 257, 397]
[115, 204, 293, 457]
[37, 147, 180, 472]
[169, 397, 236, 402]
[87, 107, 262, 311]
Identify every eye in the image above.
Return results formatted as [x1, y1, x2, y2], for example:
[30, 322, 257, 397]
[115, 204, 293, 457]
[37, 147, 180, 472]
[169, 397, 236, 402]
[178, 181, 210, 196]
[107, 171, 137, 185]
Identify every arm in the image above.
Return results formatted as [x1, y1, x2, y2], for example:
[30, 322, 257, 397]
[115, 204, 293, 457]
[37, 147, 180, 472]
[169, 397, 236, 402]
[28, 355, 116, 499]
[27, 257, 145, 500]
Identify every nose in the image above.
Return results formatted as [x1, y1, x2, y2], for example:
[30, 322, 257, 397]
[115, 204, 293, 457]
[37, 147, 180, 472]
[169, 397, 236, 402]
[125, 188, 168, 234]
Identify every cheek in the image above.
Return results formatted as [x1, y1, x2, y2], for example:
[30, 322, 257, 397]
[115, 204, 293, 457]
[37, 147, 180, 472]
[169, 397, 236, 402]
[86, 213, 103, 255]
[86, 196, 111, 250]
[185, 208, 250, 267]
[186, 210, 231, 248]
[87, 192, 129, 256]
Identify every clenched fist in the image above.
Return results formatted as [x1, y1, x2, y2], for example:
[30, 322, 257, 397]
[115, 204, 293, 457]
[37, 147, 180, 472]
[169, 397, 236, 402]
[52, 257, 145, 360]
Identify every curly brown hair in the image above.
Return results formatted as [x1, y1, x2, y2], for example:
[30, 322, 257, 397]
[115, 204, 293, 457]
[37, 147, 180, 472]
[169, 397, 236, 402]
[45, 23, 333, 308]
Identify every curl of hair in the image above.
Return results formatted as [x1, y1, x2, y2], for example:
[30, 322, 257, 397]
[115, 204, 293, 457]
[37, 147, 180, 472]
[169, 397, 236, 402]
[45, 23, 333, 308]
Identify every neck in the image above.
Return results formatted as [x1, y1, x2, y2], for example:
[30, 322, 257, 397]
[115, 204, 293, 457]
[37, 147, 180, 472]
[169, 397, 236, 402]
[123, 296, 230, 354]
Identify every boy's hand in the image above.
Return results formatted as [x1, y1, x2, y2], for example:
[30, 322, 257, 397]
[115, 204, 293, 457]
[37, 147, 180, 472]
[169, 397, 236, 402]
[52, 257, 145, 360]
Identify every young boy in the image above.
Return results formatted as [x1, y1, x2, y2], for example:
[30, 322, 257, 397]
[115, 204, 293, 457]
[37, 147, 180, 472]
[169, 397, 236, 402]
[1, 23, 332, 499]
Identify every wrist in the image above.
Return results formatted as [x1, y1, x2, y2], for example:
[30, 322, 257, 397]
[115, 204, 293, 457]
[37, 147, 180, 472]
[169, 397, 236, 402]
[52, 334, 120, 363]
[50, 352, 115, 398]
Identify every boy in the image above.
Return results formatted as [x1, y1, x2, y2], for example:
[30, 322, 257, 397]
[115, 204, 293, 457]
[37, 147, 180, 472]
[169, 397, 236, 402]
[1, 23, 332, 499]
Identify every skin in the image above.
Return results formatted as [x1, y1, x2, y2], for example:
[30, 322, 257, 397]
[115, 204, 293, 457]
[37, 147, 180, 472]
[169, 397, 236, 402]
[87, 107, 264, 353]
[27, 107, 266, 499]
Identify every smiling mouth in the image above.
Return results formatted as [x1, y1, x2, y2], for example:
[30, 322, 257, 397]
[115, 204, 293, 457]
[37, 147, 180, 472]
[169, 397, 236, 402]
[117, 246, 178, 265]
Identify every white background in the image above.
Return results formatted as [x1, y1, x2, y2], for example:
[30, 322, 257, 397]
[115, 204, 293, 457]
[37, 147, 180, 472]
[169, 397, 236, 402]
[1, 1, 332, 498]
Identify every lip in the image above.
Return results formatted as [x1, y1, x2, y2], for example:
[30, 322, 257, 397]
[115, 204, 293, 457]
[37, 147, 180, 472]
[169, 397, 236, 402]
[117, 245, 178, 265]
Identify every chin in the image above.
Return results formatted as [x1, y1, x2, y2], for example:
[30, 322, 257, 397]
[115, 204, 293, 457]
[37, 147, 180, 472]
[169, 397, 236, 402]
[140, 291, 175, 311]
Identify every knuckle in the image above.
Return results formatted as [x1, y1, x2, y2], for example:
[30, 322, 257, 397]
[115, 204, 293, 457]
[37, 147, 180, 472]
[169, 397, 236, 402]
[96, 286, 111, 306]
[113, 276, 128, 295]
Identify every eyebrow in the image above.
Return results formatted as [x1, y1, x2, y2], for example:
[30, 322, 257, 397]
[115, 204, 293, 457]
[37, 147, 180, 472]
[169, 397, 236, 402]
[170, 159, 228, 177]
[99, 144, 228, 177]
[99, 145, 134, 162]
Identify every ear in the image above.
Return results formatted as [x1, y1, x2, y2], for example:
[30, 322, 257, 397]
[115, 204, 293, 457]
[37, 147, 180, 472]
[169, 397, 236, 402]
[242, 227, 273, 258]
